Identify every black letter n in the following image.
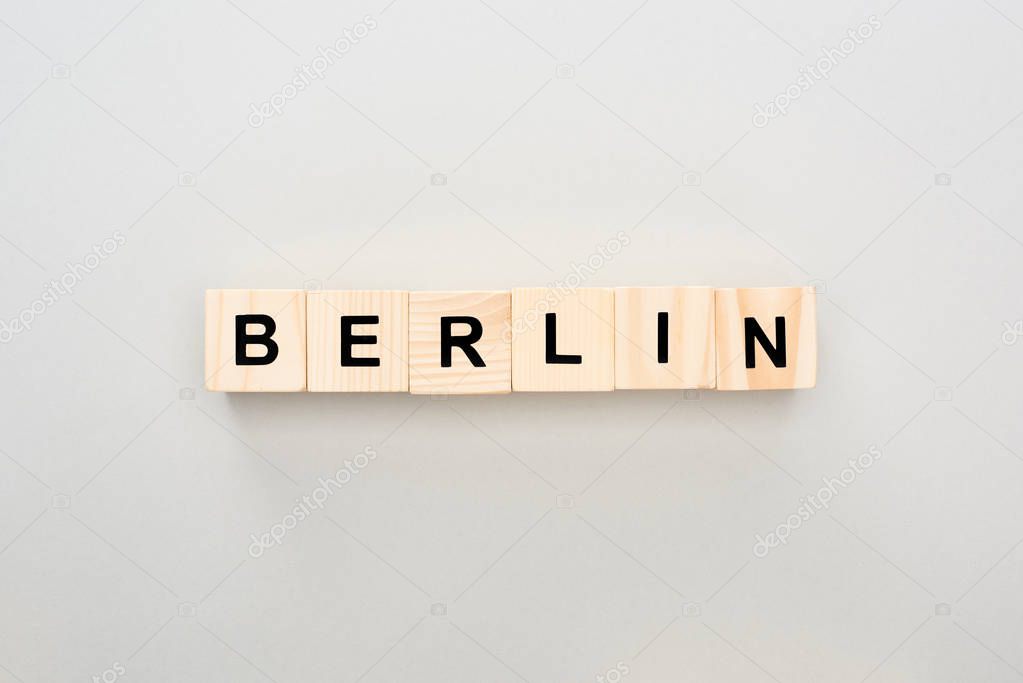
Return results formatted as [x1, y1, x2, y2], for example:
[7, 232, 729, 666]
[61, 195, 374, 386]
[744, 316, 786, 369]
[235, 314, 279, 365]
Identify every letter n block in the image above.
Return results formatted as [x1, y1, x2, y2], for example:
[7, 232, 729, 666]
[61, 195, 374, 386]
[715, 286, 816, 390]
[614, 286, 715, 389]
[306, 290, 408, 392]
[204, 289, 307, 392]
[511, 288, 614, 392]
[409, 291, 511, 395]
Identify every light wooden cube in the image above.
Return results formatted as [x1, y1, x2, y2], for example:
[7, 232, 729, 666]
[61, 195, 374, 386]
[715, 286, 816, 390]
[408, 291, 511, 395]
[614, 286, 715, 390]
[307, 290, 408, 392]
[205, 289, 307, 392]
[511, 288, 614, 392]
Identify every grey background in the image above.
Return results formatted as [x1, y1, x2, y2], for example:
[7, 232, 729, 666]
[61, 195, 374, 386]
[1, 0, 1022, 681]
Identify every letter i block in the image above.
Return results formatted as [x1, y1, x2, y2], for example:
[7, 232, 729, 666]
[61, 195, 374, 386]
[614, 287, 715, 389]
[511, 288, 614, 392]
[715, 287, 816, 390]
[306, 290, 408, 392]
[204, 289, 307, 392]
[409, 291, 512, 395]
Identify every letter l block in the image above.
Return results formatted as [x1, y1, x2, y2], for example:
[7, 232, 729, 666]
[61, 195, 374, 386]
[511, 287, 614, 392]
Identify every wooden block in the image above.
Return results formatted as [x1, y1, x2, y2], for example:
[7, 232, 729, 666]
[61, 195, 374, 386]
[205, 289, 306, 392]
[408, 291, 512, 395]
[306, 290, 408, 392]
[614, 286, 715, 390]
[715, 286, 816, 390]
[511, 288, 614, 392]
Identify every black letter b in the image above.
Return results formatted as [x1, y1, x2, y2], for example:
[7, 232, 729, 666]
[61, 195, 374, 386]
[235, 314, 279, 365]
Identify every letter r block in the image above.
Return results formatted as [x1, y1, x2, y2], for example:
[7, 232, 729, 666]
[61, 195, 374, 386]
[307, 291, 408, 392]
[511, 288, 614, 392]
[204, 289, 307, 392]
[715, 287, 816, 390]
[408, 291, 511, 395]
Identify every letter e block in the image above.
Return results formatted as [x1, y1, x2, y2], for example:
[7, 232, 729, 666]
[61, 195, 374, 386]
[715, 287, 816, 390]
[204, 289, 306, 392]
[511, 288, 614, 392]
[614, 286, 715, 389]
[307, 291, 408, 392]
[408, 291, 511, 395]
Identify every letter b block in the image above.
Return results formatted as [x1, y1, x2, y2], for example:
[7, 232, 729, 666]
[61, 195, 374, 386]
[307, 290, 408, 392]
[715, 287, 816, 390]
[511, 288, 614, 392]
[205, 289, 307, 391]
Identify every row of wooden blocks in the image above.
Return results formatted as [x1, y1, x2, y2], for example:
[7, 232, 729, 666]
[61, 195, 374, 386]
[205, 286, 816, 393]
